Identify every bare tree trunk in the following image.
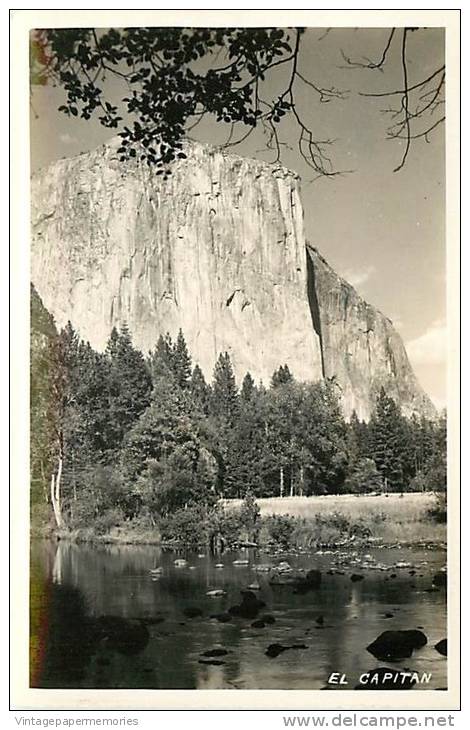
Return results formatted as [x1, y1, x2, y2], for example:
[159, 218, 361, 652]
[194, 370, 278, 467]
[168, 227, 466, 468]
[299, 466, 304, 497]
[50, 456, 63, 528]
[279, 466, 284, 498]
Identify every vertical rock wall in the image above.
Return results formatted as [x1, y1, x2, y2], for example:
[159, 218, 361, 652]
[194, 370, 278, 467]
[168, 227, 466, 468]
[31, 139, 323, 386]
[306, 246, 436, 420]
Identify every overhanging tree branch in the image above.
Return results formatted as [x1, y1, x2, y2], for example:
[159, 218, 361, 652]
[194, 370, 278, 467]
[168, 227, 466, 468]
[343, 27, 445, 172]
[30, 26, 349, 178]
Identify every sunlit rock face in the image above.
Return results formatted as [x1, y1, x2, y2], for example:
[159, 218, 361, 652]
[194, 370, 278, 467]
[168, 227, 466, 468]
[31, 138, 435, 420]
[31, 139, 323, 386]
[306, 246, 436, 420]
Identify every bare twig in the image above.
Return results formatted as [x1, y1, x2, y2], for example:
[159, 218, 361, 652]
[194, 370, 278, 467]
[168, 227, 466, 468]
[340, 29, 396, 71]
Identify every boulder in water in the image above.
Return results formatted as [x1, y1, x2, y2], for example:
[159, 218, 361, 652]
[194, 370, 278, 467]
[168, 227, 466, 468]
[261, 614, 276, 625]
[433, 571, 447, 588]
[435, 639, 447, 656]
[351, 574, 365, 582]
[265, 642, 308, 658]
[367, 629, 427, 661]
[276, 561, 293, 573]
[211, 613, 232, 623]
[265, 643, 289, 658]
[293, 569, 322, 594]
[229, 590, 266, 619]
[253, 564, 272, 572]
[201, 648, 229, 657]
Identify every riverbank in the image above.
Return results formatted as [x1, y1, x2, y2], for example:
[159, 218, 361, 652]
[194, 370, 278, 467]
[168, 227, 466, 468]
[32, 492, 446, 550]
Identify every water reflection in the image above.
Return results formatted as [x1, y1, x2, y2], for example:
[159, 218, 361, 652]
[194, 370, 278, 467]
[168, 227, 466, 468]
[30, 540, 447, 690]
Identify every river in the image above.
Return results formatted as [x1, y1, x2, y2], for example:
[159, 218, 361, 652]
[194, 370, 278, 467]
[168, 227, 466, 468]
[30, 539, 447, 690]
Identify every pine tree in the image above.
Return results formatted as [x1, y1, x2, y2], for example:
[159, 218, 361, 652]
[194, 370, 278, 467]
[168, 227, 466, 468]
[241, 372, 256, 401]
[224, 385, 273, 498]
[210, 352, 239, 424]
[105, 326, 120, 359]
[426, 415, 447, 491]
[369, 388, 406, 492]
[105, 325, 153, 447]
[270, 364, 294, 388]
[190, 364, 210, 415]
[149, 333, 175, 381]
[172, 329, 192, 389]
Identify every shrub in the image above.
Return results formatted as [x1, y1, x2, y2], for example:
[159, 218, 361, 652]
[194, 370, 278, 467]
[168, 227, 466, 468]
[93, 507, 125, 535]
[427, 492, 447, 524]
[158, 505, 211, 546]
[262, 514, 296, 550]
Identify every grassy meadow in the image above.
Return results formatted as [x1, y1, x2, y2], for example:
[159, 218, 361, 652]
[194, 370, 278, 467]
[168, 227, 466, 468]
[224, 492, 446, 547]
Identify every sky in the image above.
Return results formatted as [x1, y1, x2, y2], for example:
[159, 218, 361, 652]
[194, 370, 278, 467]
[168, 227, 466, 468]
[29, 26, 447, 409]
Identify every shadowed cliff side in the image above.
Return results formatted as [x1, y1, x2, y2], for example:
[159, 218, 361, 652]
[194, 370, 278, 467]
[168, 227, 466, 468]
[306, 245, 436, 421]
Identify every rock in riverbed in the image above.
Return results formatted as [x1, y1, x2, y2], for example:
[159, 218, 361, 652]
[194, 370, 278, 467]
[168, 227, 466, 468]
[211, 613, 232, 623]
[254, 564, 272, 573]
[294, 569, 322, 594]
[270, 568, 322, 593]
[367, 630, 427, 661]
[265, 643, 308, 658]
[261, 614, 276, 625]
[229, 590, 266, 619]
[201, 648, 229, 657]
[435, 639, 447, 656]
[351, 574, 365, 582]
[276, 561, 293, 573]
[433, 571, 447, 588]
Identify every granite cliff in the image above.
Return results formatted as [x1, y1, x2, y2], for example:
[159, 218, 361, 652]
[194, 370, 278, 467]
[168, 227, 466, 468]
[31, 138, 435, 420]
[306, 246, 435, 420]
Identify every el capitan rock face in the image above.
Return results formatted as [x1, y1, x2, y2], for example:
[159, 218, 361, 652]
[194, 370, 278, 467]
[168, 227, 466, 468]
[31, 139, 323, 387]
[306, 246, 436, 420]
[31, 139, 435, 420]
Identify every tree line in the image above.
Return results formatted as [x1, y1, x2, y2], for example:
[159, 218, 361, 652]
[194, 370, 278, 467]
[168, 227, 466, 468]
[30, 286, 446, 532]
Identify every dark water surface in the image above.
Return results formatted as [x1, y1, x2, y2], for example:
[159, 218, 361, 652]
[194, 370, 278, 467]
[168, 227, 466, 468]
[30, 540, 447, 690]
